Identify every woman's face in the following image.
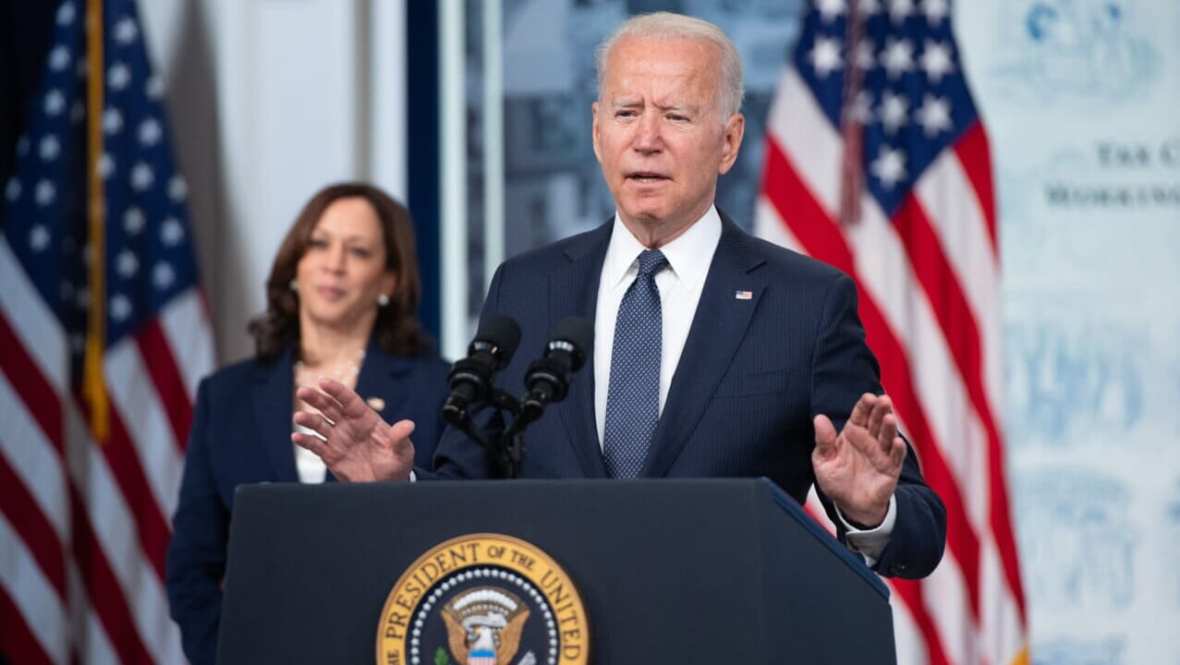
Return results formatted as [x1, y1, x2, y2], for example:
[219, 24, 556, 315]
[295, 196, 395, 331]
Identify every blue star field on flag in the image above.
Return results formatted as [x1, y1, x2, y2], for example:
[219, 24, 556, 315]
[2, 0, 200, 379]
[793, 0, 981, 217]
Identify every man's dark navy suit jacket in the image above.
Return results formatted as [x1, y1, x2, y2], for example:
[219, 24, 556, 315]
[428, 213, 947, 580]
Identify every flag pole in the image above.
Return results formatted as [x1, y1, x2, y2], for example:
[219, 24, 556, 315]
[838, 0, 865, 227]
[83, 0, 109, 442]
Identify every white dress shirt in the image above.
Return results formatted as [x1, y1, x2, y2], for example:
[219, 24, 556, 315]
[293, 426, 328, 483]
[590, 205, 895, 563]
[594, 207, 722, 446]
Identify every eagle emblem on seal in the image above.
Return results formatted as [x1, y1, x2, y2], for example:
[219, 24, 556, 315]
[440, 587, 531, 665]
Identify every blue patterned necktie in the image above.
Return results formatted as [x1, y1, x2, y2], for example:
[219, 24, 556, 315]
[602, 249, 668, 478]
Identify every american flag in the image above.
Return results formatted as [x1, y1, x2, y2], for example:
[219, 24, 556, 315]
[755, 1, 1028, 664]
[1, 0, 213, 663]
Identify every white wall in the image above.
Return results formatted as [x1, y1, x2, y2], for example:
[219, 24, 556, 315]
[138, 0, 406, 364]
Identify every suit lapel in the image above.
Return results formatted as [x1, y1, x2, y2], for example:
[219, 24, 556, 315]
[549, 222, 613, 478]
[254, 347, 299, 482]
[354, 341, 416, 421]
[641, 217, 768, 477]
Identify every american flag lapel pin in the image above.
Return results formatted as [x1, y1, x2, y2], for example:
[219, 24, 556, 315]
[735, 290, 753, 300]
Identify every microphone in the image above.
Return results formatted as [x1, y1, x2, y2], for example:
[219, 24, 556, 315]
[442, 315, 522, 426]
[520, 317, 594, 420]
[495, 317, 592, 467]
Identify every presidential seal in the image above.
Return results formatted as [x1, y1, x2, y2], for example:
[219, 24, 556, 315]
[376, 533, 589, 665]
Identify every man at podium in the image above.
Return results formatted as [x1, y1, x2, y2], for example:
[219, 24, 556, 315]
[293, 12, 946, 581]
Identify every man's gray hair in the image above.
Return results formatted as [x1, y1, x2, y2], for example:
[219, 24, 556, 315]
[595, 12, 744, 118]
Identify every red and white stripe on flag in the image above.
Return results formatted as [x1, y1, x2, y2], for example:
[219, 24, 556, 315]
[755, 2, 1029, 665]
[0, 0, 215, 662]
[0, 254, 212, 664]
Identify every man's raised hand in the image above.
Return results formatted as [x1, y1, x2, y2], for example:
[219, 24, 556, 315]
[292, 378, 416, 482]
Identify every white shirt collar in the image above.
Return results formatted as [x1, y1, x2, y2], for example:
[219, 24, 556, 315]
[602, 205, 723, 290]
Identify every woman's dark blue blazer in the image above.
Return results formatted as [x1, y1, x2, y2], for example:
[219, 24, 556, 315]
[164, 340, 449, 665]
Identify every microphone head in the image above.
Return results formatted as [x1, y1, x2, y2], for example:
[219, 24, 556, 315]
[548, 317, 594, 372]
[469, 315, 522, 369]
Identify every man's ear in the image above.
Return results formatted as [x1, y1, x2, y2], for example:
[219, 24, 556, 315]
[717, 112, 746, 176]
[591, 101, 603, 164]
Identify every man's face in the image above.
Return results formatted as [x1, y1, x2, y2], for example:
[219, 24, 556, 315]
[592, 36, 744, 240]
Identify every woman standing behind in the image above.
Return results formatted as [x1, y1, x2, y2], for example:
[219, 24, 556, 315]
[165, 183, 449, 665]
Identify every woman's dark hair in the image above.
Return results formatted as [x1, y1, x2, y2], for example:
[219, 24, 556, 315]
[247, 182, 431, 360]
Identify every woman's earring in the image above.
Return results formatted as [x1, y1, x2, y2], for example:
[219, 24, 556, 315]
[289, 279, 299, 292]
[377, 293, 390, 307]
